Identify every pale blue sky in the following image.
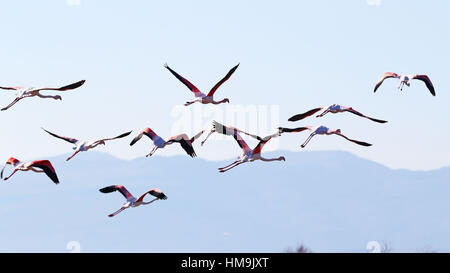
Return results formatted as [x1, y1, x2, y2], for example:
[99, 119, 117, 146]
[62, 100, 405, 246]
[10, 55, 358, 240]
[0, 0, 449, 170]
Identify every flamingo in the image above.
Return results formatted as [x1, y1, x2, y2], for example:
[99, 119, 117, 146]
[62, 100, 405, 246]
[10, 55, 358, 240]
[200, 120, 262, 146]
[1, 157, 59, 184]
[288, 104, 387, 123]
[278, 126, 372, 148]
[0, 80, 85, 111]
[202, 121, 284, 173]
[164, 63, 239, 106]
[129, 127, 205, 157]
[42, 128, 132, 161]
[99, 185, 167, 217]
[374, 73, 435, 96]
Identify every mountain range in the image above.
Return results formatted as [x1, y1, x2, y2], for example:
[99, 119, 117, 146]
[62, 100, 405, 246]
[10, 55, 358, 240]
[0, 150, 448, 252]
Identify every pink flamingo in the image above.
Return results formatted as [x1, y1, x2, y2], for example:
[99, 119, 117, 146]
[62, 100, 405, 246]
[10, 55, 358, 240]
[202, 121, 284, 173]
[288, 104, 387, 124]
[200, 120, 262, 146]
[0, 80, 85, 111]
[374, 73, 435, 96]
[130, 127, 205, 157]
[42, 128, 132, 161]
[278, 126, 372, 148]
[1, 157, 59, 184]
[164, 63, 239, 106]
[99, 185, 167, 217]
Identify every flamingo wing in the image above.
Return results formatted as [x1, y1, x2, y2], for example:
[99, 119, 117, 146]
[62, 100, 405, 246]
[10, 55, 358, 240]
[97, 131, 132, 142]
[0, 86, 22, 90]
[137, 188, 168, 202]
[130, 128, 159, 146]
[288, 107, 323, 122]
[251, 132, 280, 155]
[99, 185, 134, 201]
[212, 120, 261, 140]
[278, 126, 312, 133]
[411, 75, 435, 96]
[342, 107, 387, 123]
[232, 132, 252, 154]
[41, 128, 79, 144]
[33, 80, 86, 92]
[207, 63, 240, 97]
[28, 160, 59, 184]
[167, 134, 197, 157]
[374, 72, 398, 92]
[334, 132, 372, 147]
[164, 64, 205, 98]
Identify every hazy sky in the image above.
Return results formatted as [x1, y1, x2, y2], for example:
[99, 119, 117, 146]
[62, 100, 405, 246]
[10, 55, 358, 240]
[0, 0, 448, 170]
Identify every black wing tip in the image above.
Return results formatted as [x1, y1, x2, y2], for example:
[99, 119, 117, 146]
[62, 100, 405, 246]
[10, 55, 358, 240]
[99, 186, 115, 193]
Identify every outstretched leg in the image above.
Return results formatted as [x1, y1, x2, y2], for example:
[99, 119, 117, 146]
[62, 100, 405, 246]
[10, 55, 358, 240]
[316, 109, 330, 118]
[140, 197, 159, 205]
[1, 97, 22, 111]
[108, 206, 126, 217]
[301, 133, 316, 148]
[219, 162, 243, 173]
[3, 169, 18, 180]
[259, 156, 285, 162]
[218, 160, 239, 170]
[201, 128, 216, 146]
[66, 150, 80, 161]
[146, 146, 158, 157]
[184, 100, 196, 106]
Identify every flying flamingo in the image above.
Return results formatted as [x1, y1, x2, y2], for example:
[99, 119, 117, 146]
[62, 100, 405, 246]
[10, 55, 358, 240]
[278, 126, 372, 148]
[1, 157, 59, 184]
[288, 104, 387, 123]
[374, 73, 435, 96]
[99, 185, 167, 217]
[202, 121, 284, 173]
[200, 120, 262, 146]
[42, 128, 132, 161]
[164, 63, 239, 106]
[0, 80, 85, 111]
[130, 127, 205, 157]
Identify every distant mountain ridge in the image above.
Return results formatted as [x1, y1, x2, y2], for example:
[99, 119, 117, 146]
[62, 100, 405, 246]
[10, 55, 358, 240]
[0, 150, 448, 253]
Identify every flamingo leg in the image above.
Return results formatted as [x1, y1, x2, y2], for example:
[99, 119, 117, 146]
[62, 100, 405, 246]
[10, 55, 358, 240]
[301, 133, 316, 148]
[218, 160, 239, 170]
[219, 162, 243, 173]
[66, 150, 80, 161]
[1, 97, 22, 111]
[317, 109, 330, 118]
[201, 128, 216, 146]
[259, 156, 284, 162]
[140, 197, 159, 205]
[3, 169, 19, 180]
[146, 146, 158, 157]
[108, 207, 126, 217]
[184, 100, 196, 106]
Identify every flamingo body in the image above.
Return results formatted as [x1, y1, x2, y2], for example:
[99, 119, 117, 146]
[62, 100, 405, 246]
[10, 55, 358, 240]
[130, 127, 204, 157]
[164, 63, 239, 106]
[374, 72, 435, 96]
[288, 104, 387, 123]
[279, 125, 372, 148]
[1, 157, 59, 184]
[100, 185, 167, 217]
[42, 128, 132, 161]
[202, 121, 284, 172]
[0, 80, 85, 111]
